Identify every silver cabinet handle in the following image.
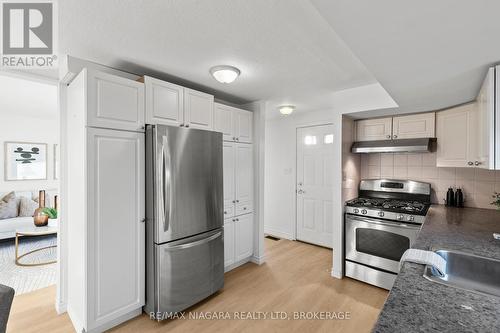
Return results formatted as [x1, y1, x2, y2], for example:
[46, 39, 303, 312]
[180, 124, 184, 127]
[232, 200, 236, 203]
[243, 207, 247, 210]
[236, 137, 239, 141]
[467, 161, 474, 166]
[236, 200, 239, 203]
[235, 218, 239, 222]
[140, 218, 146, 223]
[224, 211, 227, 214]
[233, 137, 236, 141]
[298, 182, 303, 186]
[393, 135, 398, 139]
[386, 135, 391, 139]
[297, 189, 303, 194]
[475, 161, 481, 166]
[185, 124, 190, 128]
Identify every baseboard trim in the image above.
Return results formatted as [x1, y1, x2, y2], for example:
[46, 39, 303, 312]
[331, 267, 343, 279]
[56, 300, 67, 314]
[224, 257, 253, 273]
[250, 254, 266, 265]
[264, 227, 294, 240]
[87, 308, 142, 333]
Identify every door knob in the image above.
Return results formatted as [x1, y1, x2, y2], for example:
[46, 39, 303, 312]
[475, 161, 482, 166]
[467, 161, 474, 166]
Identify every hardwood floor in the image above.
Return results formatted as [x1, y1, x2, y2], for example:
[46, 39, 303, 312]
[7, 238, 388, 333]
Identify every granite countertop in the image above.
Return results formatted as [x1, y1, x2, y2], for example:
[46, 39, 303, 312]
[372, 205, 500, 333]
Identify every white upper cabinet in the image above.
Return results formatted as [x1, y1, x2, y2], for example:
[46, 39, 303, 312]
[436, 103, 477, 168]
[214, 103, 253, 143]
[184, 88, 214, 130]
[214, 103, 235, 141]
[355, 117, 392, 141]
[392, 112, 435, 139]
[87, 70, 145, 132]
[144, 76, 184, 127]
[144, 77, 214, 130]
[235, 144, 253, 204]
[234, 109, 253, 143]
[476, 68, 495, 169]
[223, 142, 236, 215]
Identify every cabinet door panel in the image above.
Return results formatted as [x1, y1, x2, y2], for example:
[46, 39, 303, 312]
[355, 118, 392, 141]
[184, 88, 214, 130]
[436, 104, 476, 168]
[235, 214, 253, 261]
[88, 70, 145, 131]
[224, 219, 235, 268]
[214, 103, 235, 141]
[87, 128, 145, 328]
[145, 76, 184, 126]
[235, 144, 253, 204]
[393, 112, 435, 139]
[476, 68, 495, 169]
[223, 142, 236, 208]
[234, 110, 253, 143]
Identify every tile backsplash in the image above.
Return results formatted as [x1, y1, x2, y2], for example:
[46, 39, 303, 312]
[360, 152, 500, 209]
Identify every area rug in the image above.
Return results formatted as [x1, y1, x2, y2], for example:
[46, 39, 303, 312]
[0, 235, 57, 295]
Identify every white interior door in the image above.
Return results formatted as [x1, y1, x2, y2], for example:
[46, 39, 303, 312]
[296, 125, 334, 248]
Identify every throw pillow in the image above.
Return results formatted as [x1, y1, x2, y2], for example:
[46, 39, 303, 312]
[1, 192, 15, 203]
[19, 197, 39, 217]
[0, 192, 17, 219]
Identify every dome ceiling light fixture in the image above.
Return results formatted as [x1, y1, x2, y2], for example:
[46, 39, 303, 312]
[279, 105, 295, 115]
[209, 65, 241, 84]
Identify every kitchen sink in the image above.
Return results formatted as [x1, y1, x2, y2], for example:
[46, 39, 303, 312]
[423, 249, 500, 297]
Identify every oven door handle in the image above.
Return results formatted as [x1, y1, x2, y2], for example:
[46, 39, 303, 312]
[346, 215, 421, 230]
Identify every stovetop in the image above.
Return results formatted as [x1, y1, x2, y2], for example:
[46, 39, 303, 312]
[345, 197, 429, 216]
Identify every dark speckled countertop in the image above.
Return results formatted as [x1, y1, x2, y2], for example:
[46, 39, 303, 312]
[372, 205, 500, 333]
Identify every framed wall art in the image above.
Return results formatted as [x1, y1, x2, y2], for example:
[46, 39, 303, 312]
[4, 142, 48, 181]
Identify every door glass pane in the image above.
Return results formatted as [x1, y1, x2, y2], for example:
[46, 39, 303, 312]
[356, 228, 409, 261]
[304, 135, 317, 145]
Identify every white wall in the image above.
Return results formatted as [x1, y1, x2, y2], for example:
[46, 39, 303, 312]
[264, 109, 334, 239]
[0, 74, 59, 194]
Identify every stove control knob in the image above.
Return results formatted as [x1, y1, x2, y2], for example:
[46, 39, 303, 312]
[378, 211, 385, 217]
[397, 214, 404, 220]
[361, 209, 368, 215]
[353, 208, 359, 214]
[407, 215, 415, 222]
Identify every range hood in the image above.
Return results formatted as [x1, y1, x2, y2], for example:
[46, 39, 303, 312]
[351, 138, 433, 153]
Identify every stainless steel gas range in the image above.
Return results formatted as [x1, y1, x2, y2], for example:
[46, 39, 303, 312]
[344, 179, 431, 290]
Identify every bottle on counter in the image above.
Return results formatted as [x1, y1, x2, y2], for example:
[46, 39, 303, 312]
[446, 187, 455, 207]
[455, 188, 464, 208]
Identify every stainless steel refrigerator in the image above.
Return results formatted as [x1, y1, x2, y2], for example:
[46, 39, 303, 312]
[145, 124, 224, 315]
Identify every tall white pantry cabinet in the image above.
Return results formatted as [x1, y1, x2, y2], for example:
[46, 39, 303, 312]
[66, 68, 145, 333]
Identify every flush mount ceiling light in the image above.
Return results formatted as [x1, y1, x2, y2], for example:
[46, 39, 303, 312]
[279, 105, 295, 115]
[209, 65, 241, 83]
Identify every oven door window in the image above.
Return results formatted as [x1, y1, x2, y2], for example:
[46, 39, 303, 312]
[355, 228, 409, 262]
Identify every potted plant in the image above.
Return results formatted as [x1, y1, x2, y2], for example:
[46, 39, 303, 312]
[42, 207, 58, 227]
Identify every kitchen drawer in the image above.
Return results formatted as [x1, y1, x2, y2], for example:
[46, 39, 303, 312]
[224, 205, 235, 219]
[235, 201, 253, 216]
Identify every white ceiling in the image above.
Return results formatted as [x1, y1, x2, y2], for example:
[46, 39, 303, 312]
[58, 0, 377, 109]
[311, 0, 500, 116]
[0, 74, 58, 119]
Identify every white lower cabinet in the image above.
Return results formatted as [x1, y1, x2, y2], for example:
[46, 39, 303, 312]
[224, 213, 254, 272]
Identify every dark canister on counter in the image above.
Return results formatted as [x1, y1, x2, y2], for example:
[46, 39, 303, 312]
[455, 188, 464, 208]
[446, 187, 455, 206]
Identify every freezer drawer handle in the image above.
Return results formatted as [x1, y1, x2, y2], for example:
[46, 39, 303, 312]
[165, 230, 222, 250]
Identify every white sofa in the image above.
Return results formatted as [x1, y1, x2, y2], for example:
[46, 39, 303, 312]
[0, 190, 58, 240]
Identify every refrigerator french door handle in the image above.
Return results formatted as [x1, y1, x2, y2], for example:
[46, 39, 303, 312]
[161, 135, 173, 232]
[164, 230, 222, 250]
